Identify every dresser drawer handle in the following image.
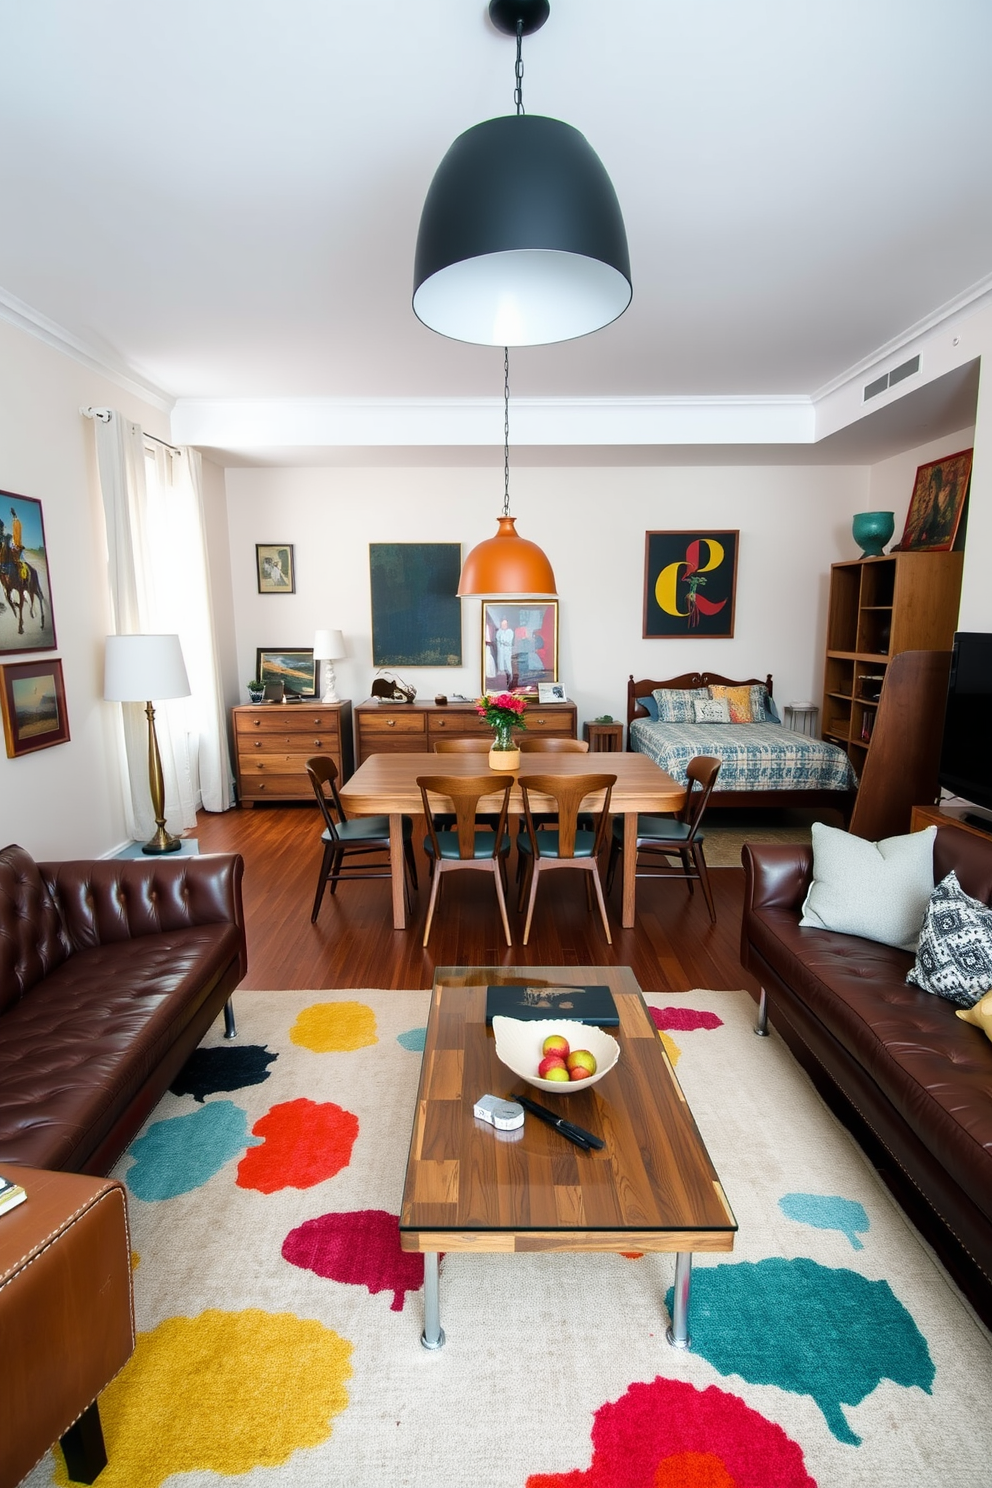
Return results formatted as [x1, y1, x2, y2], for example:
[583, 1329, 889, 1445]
[387, 718, 395, 726]
[313, 738, 322, 746]
[253, 741, 262, 748]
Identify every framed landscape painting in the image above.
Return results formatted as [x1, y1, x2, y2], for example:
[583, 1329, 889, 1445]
[0, 490, 57, 655]
[643, 531, 739, 639]
[897, 448, 972, 552]
[255, 647, 316, 697]
[482, 601, 558, 694]
[0, 658, 70, 757]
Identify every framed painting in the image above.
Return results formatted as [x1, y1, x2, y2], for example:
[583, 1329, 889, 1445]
[1, 658, 70, 757]
[896, 448, 972, 552]
[482, 601, 558, 694]
[255, 647, 316, 697]
[255, 544, 296, 593]
[0, 491, 57, 655]
[370, 543, 462, 667]
[643, 531, 739, 639]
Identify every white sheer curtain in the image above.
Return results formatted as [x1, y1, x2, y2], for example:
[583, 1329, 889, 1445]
[93, 410, 233, 841]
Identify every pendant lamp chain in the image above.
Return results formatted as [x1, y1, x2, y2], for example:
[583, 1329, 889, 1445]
[502, 346, 511, 519]
[514, 22, 525, 114]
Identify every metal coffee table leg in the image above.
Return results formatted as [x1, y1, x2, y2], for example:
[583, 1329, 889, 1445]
[421, 1252, 445, 1350]
[666, 1251, 692, 1349]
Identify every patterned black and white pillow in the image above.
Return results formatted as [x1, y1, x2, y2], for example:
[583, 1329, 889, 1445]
[906, 870, 992, 1008]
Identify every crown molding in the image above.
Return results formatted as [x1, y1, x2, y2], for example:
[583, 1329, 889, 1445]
[0, 286, 174, 414]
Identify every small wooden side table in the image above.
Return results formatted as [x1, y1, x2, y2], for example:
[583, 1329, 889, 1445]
[584, 721, 624, 752]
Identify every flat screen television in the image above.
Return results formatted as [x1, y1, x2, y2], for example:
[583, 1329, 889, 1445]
[938, 632, 992, 820]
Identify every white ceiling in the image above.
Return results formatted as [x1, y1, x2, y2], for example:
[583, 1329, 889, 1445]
[1, 1, 990, 455]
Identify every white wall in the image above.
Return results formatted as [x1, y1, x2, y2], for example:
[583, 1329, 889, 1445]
[0, 319, 171, 857]
[224, 462, 870, 728]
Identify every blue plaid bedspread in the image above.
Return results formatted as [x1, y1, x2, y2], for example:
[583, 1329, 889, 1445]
[629, 719, 858, 792]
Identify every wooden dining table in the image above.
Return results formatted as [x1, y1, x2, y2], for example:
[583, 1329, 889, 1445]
[338, 751, 685, 931]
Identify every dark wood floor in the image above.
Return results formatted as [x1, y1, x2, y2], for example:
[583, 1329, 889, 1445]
[194, 802, 761, 997]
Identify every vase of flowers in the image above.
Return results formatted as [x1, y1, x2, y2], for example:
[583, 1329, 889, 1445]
[476, 691, 526, 769]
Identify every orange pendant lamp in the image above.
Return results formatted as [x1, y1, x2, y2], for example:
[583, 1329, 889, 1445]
[457, 348, 558, 597]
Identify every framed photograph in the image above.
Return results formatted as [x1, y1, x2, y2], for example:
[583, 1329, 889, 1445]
[370, 543, 462, 666]
[1, 658, 70, 757]
[255, 544, 296, 594]
[537, 682, 567, 704]
[643, 531, 739, 639]
[482, 601, 558, 694]
[896, 448, 972, 552]
[0, 490, 57, 655]
[255, 647, 316, 697]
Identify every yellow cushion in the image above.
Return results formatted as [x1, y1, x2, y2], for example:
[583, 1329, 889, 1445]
[956, 988, 992, 1043]
[709, 684, 754, 723]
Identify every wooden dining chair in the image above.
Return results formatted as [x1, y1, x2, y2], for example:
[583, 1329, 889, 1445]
[605, 755, 721, 922]
[417, 773, 515, 947]
[517, 737, 589, 753]
[517, 772, 616, 946]
[306, 756, 418, 923]
[432, 737, 491, 752]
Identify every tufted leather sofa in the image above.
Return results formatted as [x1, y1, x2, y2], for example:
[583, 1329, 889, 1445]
[741, 823, 992, 1326]
[0, 842, 247, 1175]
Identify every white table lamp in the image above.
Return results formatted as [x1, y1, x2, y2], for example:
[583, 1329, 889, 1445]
[313, 629, 346, 704]
[104, 633, 190, 854]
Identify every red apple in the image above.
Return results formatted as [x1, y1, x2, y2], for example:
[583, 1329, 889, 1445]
[538, 1054, 568, 1078]
[566, 1049, 597, 1076]
[568, 1065, 593, 1081]
[542, 1034, 570, 1059]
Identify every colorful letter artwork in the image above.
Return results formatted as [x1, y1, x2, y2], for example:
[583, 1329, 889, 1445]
[643, 531, 739, 639]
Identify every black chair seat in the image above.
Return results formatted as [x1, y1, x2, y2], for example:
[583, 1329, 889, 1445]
[611, 816, 701, 847]
[326, 815, 413, 845]
[518, 829, 599, 859]
[424, 831, 511, 861]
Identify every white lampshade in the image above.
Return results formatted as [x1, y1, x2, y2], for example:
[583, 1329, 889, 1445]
[104, 634, 190, 702]
[313, 628, 346, 661]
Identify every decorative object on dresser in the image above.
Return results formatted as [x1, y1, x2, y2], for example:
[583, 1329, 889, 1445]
[354, 696, 576, 766]
[255, 543, 295, 593]
[0, 656, 70, 758]
[897, 448, 972, 552]
[820, 550, 963, 809]
[369, 542, 462, 667]
[851, 510, 895, 557]
[627, 672, 855, 814]
[255, 647, 316, 698]
[643, 532, 738, 639]
[233, 700, 354, 804]
[476, 689, 527, 769]
[312, 628, 346, 703]
[0, 489, 56, 654]
[104, 633, 190, 853]
[246, 679, 265, 703]
[482, 599, 558, 693]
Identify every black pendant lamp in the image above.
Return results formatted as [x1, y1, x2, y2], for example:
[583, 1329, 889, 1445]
[413, 0, 632, 347]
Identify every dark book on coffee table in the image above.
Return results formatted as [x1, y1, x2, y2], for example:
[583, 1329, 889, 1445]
[485, 984, 619, 1026]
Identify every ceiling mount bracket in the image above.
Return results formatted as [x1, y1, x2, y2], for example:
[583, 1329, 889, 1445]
[488, 0, 550, 38]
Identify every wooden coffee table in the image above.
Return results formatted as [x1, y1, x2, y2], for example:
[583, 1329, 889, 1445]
[399, 965, 736, 1350]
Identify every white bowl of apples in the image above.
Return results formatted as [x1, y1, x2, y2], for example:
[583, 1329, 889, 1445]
[492, 1017, 620, 1094]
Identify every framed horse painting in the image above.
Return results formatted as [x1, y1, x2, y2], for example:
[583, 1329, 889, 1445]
[0, 491, 57, 655]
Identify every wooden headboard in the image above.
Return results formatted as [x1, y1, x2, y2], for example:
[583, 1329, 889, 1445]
[626, 673, 774, 730]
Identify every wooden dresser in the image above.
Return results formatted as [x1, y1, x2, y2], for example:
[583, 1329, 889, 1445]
[233, 701, 354, 804]
[354, 698, 577, 765]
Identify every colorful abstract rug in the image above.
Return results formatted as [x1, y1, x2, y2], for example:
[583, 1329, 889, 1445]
[22, 987, 992, 1488]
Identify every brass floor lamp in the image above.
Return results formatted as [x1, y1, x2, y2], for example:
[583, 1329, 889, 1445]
[104, 634, 191, 854]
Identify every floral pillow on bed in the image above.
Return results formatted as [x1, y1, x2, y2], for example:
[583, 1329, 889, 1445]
[651, 687, 709, 723]
[693, 698, 732, 723]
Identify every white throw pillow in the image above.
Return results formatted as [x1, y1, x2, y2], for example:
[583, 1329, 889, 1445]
[799, 822, 937, 952]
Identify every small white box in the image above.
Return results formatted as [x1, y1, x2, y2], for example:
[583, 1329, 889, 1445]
[473, 1095, 525, 1130]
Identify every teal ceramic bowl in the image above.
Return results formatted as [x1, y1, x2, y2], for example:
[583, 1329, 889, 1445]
[852, 511, 895, 557]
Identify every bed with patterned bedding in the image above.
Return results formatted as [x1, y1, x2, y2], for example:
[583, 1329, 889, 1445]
[626, 672, 857, 813]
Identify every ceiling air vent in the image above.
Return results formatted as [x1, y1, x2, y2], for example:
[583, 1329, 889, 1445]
[863, 354, 921, 402]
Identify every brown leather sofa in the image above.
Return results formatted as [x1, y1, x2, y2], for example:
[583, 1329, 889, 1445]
[0, 842, 247, 1174]
[741, 823, 992, 1326]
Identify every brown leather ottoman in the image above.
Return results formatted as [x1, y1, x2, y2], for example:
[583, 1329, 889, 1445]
[0, 1168, 134, 1488]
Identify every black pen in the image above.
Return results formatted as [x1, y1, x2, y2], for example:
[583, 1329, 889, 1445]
[509, 1093, 605, 1150]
